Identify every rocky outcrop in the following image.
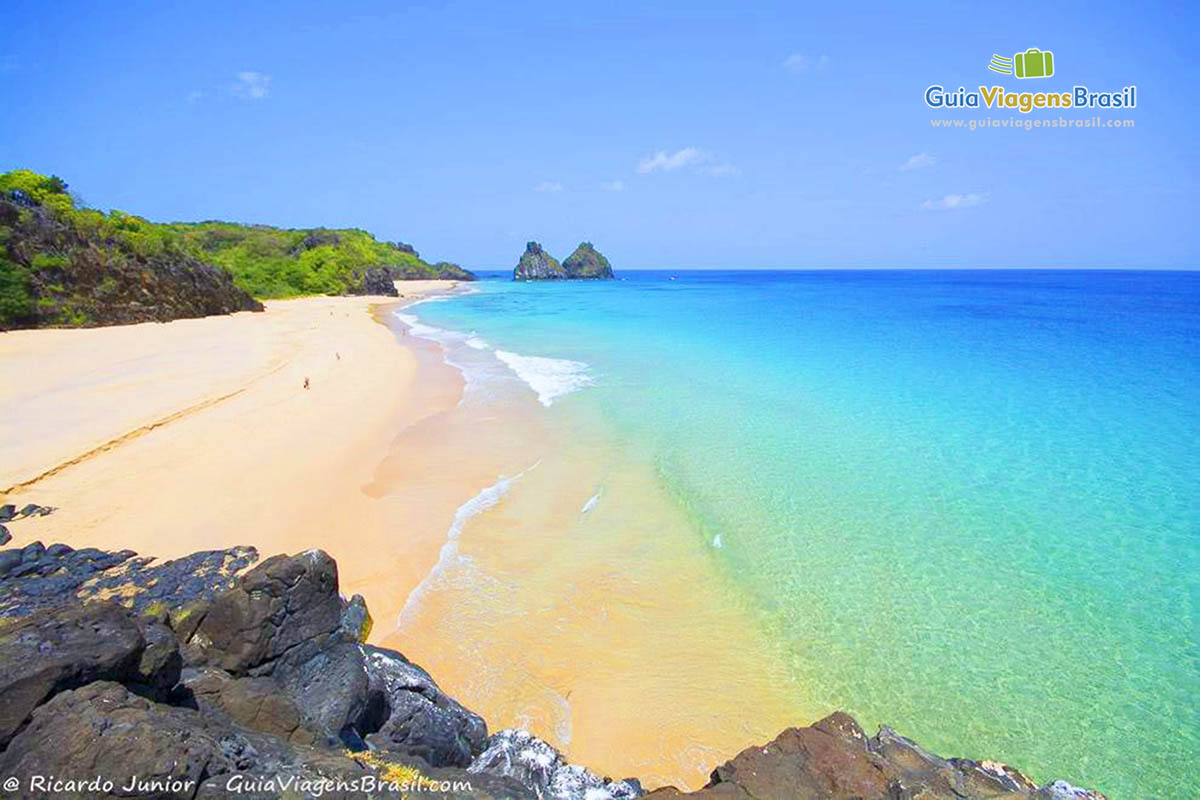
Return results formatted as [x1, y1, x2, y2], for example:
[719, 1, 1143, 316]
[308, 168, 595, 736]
[360, 645, 488, 767]
[0, 542, 258, 618]
[0, 544, 600, 798]
[562, 242, 615, 279]
[644, 712, 1104, 800]
[514, 241, 615, 280]
[514, 241, 565, 280]
[348, 262, 477, 295]
[354, 267, 401, 296]
[0, 542, 1106, 800]
[172, 550, 343, 675]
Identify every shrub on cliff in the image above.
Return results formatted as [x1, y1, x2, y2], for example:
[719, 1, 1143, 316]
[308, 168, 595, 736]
[0, 169, 476, 328]
[166, 221, 474, 298]
[0, 170, 262, 329]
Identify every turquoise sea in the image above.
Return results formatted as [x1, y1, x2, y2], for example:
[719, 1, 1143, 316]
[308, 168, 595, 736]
[410, 270, 1199, 800]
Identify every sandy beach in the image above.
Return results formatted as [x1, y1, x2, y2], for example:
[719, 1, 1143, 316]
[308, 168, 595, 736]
[0, 281, 470, 632]
[0, 281, 812, 790]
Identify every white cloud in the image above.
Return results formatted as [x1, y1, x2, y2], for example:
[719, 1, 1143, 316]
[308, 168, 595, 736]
[783, 53, 830, 74]
[900, 153, 936, 171]
[637, 147, 709, 173]
[602, 180, 624, 192]
[534, 180, 563, 193]
[233, 71, 271, 100]
[636, 148, 739, 177]
[922, 192, 988, 210]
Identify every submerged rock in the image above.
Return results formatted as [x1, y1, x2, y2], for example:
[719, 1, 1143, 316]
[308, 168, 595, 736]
[514, 241, 565, 280]
[562, 241, 615, 279]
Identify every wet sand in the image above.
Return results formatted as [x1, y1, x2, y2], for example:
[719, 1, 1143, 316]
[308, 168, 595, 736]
[1, 283, 815, 790]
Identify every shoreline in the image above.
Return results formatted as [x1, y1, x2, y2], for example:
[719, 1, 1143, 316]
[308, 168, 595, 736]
[0, 282, 1123, 796]
[0, 281, 469, 642]
[1, 284, 813, 789]
[375, 297, 819, 789]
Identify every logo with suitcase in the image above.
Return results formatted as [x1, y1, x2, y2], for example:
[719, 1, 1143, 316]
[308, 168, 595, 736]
[989, 48, 1055, 79]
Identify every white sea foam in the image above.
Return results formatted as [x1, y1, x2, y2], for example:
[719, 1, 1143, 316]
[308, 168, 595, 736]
[393, 311, 452, 340]
[495, 350, 594, 407]
[581, 490, 601, 514]
[397, 460, 540, 627]
[466, 336, 490, 350]
[712, 533, 723, 549]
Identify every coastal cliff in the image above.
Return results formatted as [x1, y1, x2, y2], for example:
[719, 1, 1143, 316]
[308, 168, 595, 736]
[0, 170, 474, 329]
[0, 172, 263, 329]
[0, 541, 1106, 800]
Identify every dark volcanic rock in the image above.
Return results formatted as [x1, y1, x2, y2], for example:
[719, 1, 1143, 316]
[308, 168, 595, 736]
[0, 503, 15, 522]
[174, 550, 342, 676]
[355, 266, 400, 297]
[643, 712, 1105, 800]
[0, 681, 377, 800]
[132, 617, 183, 698]
[513, 241, 565, 280]
[0, 192, 263, 330]
[17, 503, 52, 518]
[0, 543, 1106, 800]
[0, 602, 146, 747]
[0, 524, 9, 545]
[363, 644, 488, 768]
[274, 639, 372, 744]
[562, 241, 615, 279]
[182, 668, 318, 745]
[340, 592, 373, 643]
[0, 543, 258, 618]
[348, 263, 477, 293]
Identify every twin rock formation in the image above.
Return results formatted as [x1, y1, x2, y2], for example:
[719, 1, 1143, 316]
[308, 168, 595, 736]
[0, 539, 1108, 800]
[514, 241, 614, 281]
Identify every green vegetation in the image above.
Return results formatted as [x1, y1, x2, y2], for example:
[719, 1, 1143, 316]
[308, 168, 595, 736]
[163, 222, 435, 299]
[0, 169, 472, 328]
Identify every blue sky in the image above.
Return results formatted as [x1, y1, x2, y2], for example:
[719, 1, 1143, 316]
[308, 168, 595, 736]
[2, 0, 1197, 269]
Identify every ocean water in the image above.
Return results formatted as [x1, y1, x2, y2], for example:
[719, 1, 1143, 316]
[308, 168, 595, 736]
[407, 270, 1199, 799]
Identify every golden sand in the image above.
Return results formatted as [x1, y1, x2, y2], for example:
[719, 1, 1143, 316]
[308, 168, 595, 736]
[0, 282, 464, 632]
[0, 285, 815, 790]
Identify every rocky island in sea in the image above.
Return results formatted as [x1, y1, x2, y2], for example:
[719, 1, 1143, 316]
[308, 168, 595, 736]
[562, 242, 615, 279]
[0, 540, 1106, 800]
[513, 241, 615, 281]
